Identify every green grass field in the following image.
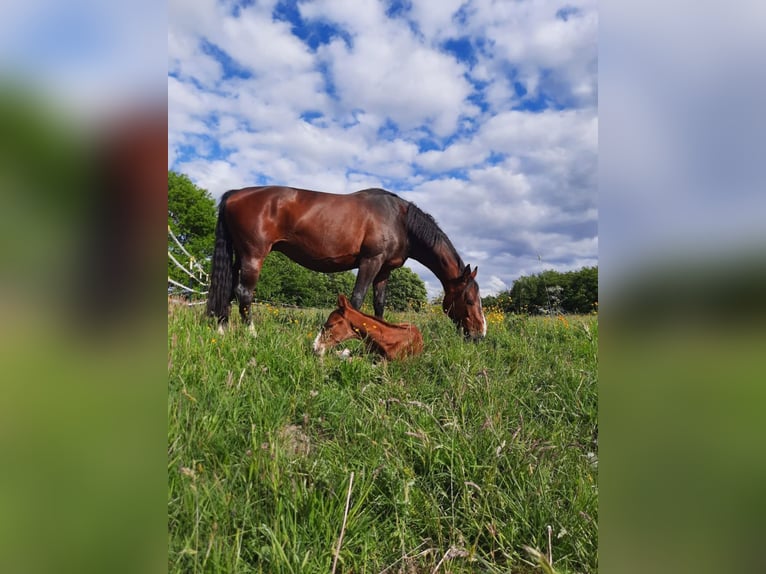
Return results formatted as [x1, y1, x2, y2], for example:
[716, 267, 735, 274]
[168, 302, 598, 573]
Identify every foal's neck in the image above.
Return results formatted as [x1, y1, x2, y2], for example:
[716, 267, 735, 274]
[348, 310, 391, 339]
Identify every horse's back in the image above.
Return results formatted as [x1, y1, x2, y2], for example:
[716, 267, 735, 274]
[220, 185, 409, 272]
[225, 185, 399, 204]
[223, 185, 301, 207]
[224, 185, 404, 227]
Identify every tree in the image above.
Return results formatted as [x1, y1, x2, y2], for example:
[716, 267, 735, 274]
[382, 266, 428, 311]
[167, 171, 216, 293]
[255, 251, 358, 308]
[508, 274, 541, 314]
[323, 271, 357, 307]
[495, 266, 598, 315]
[482, 291, 513, 312]
[566, 266, 598, 314]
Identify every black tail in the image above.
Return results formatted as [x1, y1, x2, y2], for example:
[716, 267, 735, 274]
[206, 191, 236, 322]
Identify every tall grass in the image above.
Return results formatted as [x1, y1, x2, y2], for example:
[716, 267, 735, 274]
[168, 302, 597, 573]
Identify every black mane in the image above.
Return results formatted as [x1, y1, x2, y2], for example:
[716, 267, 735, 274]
[405, 202, 465, 270]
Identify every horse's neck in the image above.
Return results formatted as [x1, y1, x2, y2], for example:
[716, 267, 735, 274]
[409, 239, 462, 288]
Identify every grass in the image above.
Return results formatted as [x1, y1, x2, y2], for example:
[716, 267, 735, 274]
[168, 302, 598, 573]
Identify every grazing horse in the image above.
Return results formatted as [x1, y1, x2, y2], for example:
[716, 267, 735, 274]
[206, 186, 486, 339]
[313, 294, 423, 360]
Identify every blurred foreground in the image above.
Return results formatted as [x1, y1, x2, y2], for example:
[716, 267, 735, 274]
[601, 258, 766, 574]
[600, 0, 766, 571]
[1, 2, 166, 572]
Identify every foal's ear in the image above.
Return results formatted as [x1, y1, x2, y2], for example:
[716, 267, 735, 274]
[338, 293, 350, 307]
[470, 266, 478, 280]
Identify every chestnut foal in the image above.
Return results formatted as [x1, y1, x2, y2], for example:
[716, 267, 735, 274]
[313, 294, 423, 360]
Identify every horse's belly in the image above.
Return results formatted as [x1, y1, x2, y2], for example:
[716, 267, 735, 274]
[273, 242, 358, 273]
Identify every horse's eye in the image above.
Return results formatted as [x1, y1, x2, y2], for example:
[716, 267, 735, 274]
[466, 298, 475, 306]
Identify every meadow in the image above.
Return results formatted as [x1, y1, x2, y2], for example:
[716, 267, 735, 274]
[168, 302, 598, 573]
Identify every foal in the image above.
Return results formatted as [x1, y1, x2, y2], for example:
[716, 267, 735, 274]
[313, 294, 423, 360]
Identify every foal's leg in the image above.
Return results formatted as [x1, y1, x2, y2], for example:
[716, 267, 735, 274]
[235, 256, 263, 333]
[350, 256, 384, 310]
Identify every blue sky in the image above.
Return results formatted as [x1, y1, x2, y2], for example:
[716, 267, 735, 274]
[169, 0, 598, 297]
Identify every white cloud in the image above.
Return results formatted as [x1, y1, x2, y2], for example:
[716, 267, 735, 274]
[219, 9, 314, 76]
[468, 165, 531, 198]
[408, 0, 466, 39]
[480, 109, 597, 156]
[486, 274, 511, 295]
[176, 159, 243, 196]
[461, 0, 598, 108]
[168, 29, 222, 86]
[416, 140, 488, 172]
[303, 0, 476, 137]
[168, 0, 599, 296]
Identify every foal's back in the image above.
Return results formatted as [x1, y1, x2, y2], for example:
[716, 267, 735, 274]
[344, 307, 423, 360]
[314, 294, 423, 360]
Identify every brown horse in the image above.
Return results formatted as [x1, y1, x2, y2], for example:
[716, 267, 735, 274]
[206, 186, 486, 339]
[313, 294, 424, 360]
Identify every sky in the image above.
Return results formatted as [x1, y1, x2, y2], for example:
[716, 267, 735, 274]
[168, 0, 598, 297]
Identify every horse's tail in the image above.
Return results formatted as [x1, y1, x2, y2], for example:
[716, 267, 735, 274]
[206, 191, 236, 322]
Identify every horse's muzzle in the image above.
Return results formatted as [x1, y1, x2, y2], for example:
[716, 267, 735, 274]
[460, 326, 485, 341]
[462, 313, 487, 341]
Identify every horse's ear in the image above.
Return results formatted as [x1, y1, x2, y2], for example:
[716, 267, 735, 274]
[338, 293, 349, 307]
[470, 266, 478, 280]
[462, 264, 472, 279]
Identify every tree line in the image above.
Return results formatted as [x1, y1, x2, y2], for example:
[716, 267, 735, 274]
[482, 266, 598, 315]
[169, 171, 597, 315]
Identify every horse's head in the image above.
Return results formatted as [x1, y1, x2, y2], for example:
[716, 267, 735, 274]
[313, 294, 356, 356]
[443, 265, 487, 340]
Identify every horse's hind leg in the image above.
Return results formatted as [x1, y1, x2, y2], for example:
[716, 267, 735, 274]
[235, 256, 263, 333]
[234, 283, 253, 326]
[217, 257, 241, 334]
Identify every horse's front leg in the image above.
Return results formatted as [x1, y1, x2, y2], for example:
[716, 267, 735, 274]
[350, 256, 383, 310]
[372, 271, 390, 319]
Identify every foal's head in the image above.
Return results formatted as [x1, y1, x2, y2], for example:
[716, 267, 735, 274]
[312, 294, 357, 357]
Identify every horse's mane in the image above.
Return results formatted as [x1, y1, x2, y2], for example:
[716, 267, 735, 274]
[405, 201, 465, 269]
